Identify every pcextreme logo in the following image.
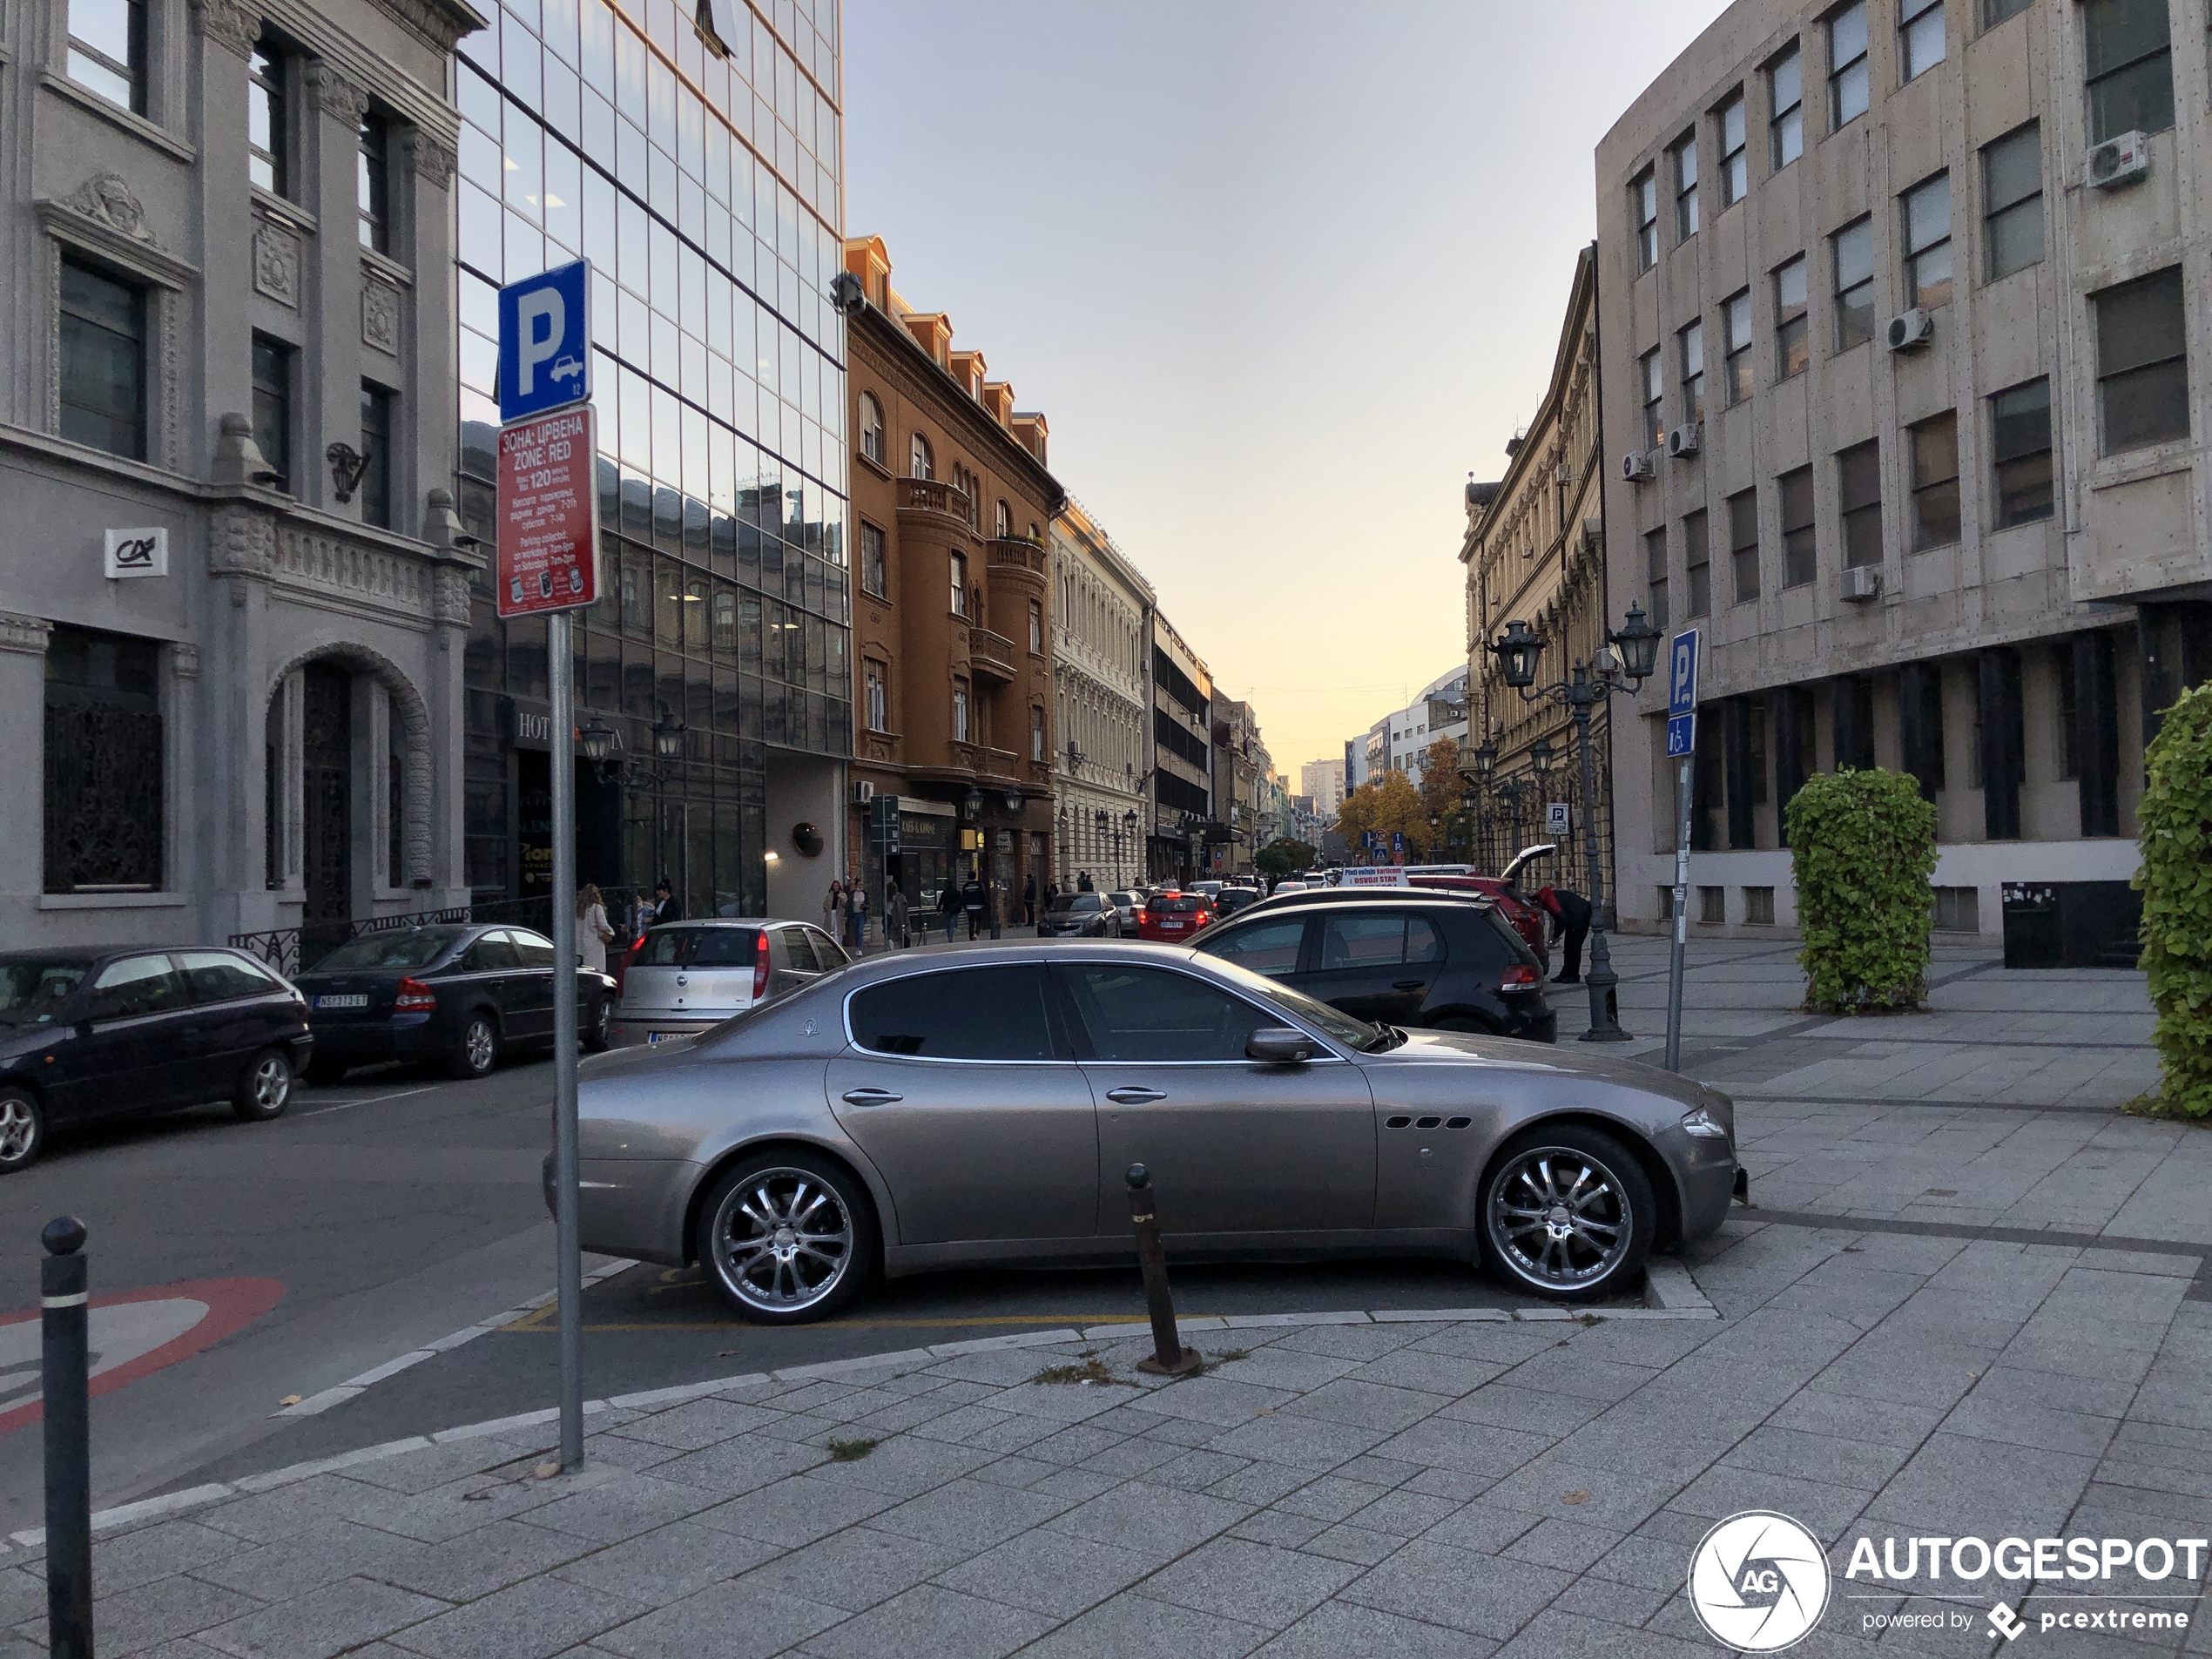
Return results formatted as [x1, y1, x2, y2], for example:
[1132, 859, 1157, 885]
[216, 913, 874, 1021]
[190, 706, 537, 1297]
[1689, 1511, 1831, 1652]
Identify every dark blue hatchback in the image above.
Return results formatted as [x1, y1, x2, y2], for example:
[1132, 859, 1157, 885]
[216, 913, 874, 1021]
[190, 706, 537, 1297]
[0, 947, 314, 1171]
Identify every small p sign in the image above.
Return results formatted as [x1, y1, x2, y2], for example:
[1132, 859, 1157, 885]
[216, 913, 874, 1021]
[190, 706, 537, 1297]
[497, 260, 590, 423]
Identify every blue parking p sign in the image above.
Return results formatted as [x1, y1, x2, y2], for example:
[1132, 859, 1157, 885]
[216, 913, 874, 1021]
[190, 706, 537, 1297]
[1665, 628, 1698, 757]
[498, 260, 590, 423]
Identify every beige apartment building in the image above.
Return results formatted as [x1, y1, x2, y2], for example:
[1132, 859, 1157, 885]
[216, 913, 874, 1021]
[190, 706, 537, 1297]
[1049, 496, 1153, 892]
[1597, 0, 2212, 949]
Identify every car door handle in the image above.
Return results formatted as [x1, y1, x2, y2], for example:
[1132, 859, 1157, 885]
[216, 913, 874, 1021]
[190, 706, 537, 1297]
[840, 1087, 902, 1106]
[1105, 1086, 1165, 1104]
[1393, 980, 1426, 990]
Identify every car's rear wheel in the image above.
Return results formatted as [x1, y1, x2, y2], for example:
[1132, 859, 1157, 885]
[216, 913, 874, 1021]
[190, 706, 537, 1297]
[448, 1013, 500, 1081]
[582, 996, 613, 1052]
[0, 1089, 46, 1173]
[696, 1150, 878, 1325]
[1481, 1124, 1653, 1302]
[233, 1049, 294, 1121]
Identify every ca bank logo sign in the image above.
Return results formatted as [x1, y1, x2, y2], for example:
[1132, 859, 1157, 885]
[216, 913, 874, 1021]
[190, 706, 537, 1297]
[497, 259, 590, 423]
[1689, 1511, 1831, 1651]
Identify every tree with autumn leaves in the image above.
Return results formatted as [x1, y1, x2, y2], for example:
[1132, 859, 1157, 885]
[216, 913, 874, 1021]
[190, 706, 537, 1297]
[1334, 736, 1469, 861]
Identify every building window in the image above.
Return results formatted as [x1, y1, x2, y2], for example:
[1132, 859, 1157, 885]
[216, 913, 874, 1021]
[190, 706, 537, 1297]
[1979, 125, 2044, 283]
[2094, 266, 2188, 454]
[1679, 320, 1704, 426]
[1717, 92, 1748, 206]
[1640, 348, 1664, 449]
[1030, 705, 1045, 763]
[1780, 466, 1817, 587]
[864, 660, 887, 732]
[65, 0, 145, 113]
[359, 382, 393, 529]
[1910, 412, 1961, 550]
[1902, 174, 1952, 310]
[1729, 489, 1760, 603]
[1830, 1, 1870, 128]
[908, 431, 932, 479]
[1722, 290, 1754, 406]
[1774, 256, 1809, 379]
[1990, 378, 2054, 526]
[44, 624, 164, 893]
[952, 678, 970, 744]
[1697, 886, 1727, 926]
[1672, 132, 1699, 242]
[1933, 886, 1979, 932]
[1028, 599, 1042, 654]
[1633, 169, 1658, 271]
[860, 522, 887, 598]
[950, 463, 979, 527]
[1832, 217, 1876, 350]
[995, 499, 1012, 539]
[1983, 0, 2033, 24]
[857, 391, 884, 464]
[1684, 510, 1711, 617]
[247, 37, 291, 197]
[1644, 527, 1669, 631]
[59, 257, 147, 460]
[1838, 440, 1883, 569]
[948, 550, 968, 617]
[2083, 0, 2173, 145]
[1743, 887, 1777, 925]
[1900, 0, 1946, 81]
[251, 334, 292, 489]
[1770, 44, 1804, 168]
[358, 112, 390, 253]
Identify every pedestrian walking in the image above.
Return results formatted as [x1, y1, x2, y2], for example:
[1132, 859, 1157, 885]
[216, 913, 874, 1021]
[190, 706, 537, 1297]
[823, 880, 846, 941]
[577, 883, 615, 974]
[650, 877, 682, 927]
[848, 884, 869, 952]
[887, 886, 910, 949]
[961, 873, 984, 940]
[1536, 885, 1593, 983]
[1022, 874, 1037, 926]
[940, 882, 961, 943]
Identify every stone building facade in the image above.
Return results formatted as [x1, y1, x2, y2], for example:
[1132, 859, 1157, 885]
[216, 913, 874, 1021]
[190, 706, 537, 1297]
[1598, 0, 2212, 943]
[1148, 612, 1215, 882]
[1, 0, 482, 952]
[840, 236, 1062, 924]
[1049, 496, 1152, 894]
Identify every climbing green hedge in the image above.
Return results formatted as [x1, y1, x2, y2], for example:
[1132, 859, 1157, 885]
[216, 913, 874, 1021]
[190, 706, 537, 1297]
[2136, 683, 2212, 1118]
[1785, 768, 1939, 1014]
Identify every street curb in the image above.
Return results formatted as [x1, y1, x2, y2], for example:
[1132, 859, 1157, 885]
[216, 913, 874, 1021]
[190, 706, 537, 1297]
[1643, 1256, 1718, 1315]
[3, 1289, 1722, 1549]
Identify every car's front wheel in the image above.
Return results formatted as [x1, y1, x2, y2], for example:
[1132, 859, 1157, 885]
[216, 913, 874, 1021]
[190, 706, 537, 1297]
[582, 996, 613, 1052]
[1481, 1124, 1653, 1301]
[233, 1049, 294, 1121]
[696, 1150, 879, 1325]
[448, 1013, 500, 1080]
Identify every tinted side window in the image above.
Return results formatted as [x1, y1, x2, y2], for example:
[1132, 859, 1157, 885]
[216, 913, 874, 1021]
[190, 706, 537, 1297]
[686, 928, 759, 967]
[1320, 914, 1414, 969]
[509, 930, 557, 968]
[850, 966, 1058, 1060]
[465, 933, 521, 971]
[84, 954, 187, 1021]
[1204, 918, 1306, 978]
[1405, 919, 1447, 964]
[1058, 963, 1274, 1062]
[177, 950, 282, 1002]
[1459, 914, 1521, 971]
[779, 928, 819, 973]
[809, 928, 849, 968]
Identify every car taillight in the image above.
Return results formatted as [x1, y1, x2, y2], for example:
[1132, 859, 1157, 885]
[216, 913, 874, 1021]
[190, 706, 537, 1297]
[752, 930, 771, 1001]
[1500, 963, 1541, 992]
[394, 977, 436, 1011]
[614, 933, 645, 994]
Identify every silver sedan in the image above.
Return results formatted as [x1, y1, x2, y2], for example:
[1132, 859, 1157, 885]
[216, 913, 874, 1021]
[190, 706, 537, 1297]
[560, 943, 1743, 1324]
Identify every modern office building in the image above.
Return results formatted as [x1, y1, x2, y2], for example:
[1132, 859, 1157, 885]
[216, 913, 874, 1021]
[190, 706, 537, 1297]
[1599, 0, 2212, 943]
[452, 0, 850, 924]
[1464, 243, 1617, 892]
[1149, 612, 1217, 881]
[1049, 496, 1152, 893]
[839, 233, 1062, 922]
[0, 0, 482, 953]
[1299, 757, 1345, 820]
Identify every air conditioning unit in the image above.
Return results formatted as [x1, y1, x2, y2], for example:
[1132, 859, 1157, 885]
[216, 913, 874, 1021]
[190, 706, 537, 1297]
[2087, 130, 2149, 190]
[1840, 565, 1882, 603]
[1886, 308, 1934, 352]
[1622, 451, 1656, 483]
[851, 779, 875, 806]
[1667, 424, 1702, 459]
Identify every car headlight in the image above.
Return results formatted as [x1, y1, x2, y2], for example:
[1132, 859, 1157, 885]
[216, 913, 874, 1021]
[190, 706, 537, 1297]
[1680, 1107, 1730, 1139]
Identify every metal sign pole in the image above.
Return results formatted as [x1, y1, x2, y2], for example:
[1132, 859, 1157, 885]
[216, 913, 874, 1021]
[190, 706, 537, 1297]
[548, 616, 584, 1470]
[1665, 753, 1693, 1072]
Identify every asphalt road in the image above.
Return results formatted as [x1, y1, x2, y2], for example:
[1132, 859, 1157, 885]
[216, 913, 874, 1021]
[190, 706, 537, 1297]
[0, 1045, 1608, 1527]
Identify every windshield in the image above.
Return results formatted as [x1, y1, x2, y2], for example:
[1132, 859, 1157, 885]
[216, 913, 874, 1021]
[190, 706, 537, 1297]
[308, 928, 464, 972]
[1198, 953, 1386, 1052]
[0, 960, 91, 1028]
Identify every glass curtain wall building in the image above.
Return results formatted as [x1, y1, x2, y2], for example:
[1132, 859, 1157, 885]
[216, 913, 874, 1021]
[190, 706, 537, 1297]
[452, 0, 847, 922]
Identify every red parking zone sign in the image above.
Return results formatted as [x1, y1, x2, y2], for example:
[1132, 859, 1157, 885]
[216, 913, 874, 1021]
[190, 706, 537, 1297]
[497, 405, 599, 617]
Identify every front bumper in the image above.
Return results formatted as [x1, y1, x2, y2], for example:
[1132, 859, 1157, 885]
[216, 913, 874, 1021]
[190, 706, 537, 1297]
[1674, 1131, 1743, 1244]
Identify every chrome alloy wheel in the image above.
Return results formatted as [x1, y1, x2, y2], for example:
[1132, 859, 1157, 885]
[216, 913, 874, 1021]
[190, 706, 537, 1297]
[462, 1019, 496, 1074]
[710, 1169, 856, 1314]
[1488, 1146, 1633, 1290]
[0, 1097, 36, 1163]
[248, 1055, 291, 1112]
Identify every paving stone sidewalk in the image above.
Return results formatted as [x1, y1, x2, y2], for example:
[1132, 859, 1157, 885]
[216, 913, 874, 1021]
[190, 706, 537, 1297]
[10, 1211, 2210, 1659]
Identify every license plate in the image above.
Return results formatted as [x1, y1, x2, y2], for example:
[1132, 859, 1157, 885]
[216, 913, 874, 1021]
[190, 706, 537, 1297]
[647, 1031, 680, 1044]
[315, 995, 368, 1009]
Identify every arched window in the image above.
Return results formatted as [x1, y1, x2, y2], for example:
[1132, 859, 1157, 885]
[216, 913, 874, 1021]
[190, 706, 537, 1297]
[858, 393, 885, 465]
[995, 499, 1011, 538]
[909, 431, 933, 480]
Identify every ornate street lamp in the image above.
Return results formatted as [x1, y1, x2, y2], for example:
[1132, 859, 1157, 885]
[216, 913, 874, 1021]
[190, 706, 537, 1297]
[651, 705, 686, 762]
[1484, 610, 1659, 1043]
[578, 713, 617, 773]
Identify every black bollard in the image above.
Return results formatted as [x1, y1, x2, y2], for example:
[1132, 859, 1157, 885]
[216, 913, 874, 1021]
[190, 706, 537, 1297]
[42, 1217, 91, 1659]
[1125, 1165, 1203, 1377]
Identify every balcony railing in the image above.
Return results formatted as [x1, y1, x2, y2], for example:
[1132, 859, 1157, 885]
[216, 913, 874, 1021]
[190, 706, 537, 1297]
[900, 476, 974, 526]
[987, 536, 1045, 573]
[978, 746, 1022, 782]
[968, 626, 1018, 682]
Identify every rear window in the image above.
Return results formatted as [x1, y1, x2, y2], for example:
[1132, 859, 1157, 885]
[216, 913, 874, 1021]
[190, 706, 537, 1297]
[1150, 894, 1208, 914]
[634, 927, 701, 966]
[310, 929, 463, 972]
[1050, 894, 1103, 914]
[687, 927, 761, 967]
[0, 959, 91, 1028]
[849, 965, 1057, 1060]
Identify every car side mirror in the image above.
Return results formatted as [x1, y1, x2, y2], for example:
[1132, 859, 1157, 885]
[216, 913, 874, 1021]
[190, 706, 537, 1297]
[1247, 1027, 1317, 1064]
